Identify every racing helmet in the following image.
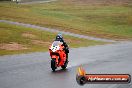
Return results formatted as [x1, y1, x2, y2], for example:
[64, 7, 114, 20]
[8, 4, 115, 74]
[56, 33, 63, 40]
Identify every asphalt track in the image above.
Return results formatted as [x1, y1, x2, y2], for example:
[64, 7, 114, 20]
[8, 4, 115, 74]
[20, 0, 57, 5]
[0, 41, 132, 88]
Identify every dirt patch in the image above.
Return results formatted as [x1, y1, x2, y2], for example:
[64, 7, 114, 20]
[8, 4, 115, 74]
[32, 40, 51, 46]
[0, 42, 28, 50]
[22, 33, 37, 39]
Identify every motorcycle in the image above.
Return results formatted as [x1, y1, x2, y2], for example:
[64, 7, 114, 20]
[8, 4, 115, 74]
[49, 41, 68, 71]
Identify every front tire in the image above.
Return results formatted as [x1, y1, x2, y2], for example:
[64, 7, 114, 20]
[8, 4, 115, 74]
[51, 59, 56, 72]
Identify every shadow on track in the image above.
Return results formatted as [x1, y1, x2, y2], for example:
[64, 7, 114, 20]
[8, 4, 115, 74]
[51, 69, 69, 74]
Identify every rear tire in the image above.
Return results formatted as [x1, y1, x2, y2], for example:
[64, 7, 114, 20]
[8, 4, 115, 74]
[51, 59, 56, 72]
[61, 58, 68, 69]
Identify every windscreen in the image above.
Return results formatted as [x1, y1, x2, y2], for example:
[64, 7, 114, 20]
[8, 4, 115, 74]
[52, 41, 63, 46]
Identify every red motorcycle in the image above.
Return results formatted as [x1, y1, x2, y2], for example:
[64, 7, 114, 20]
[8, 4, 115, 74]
[49, 41, 68, 71]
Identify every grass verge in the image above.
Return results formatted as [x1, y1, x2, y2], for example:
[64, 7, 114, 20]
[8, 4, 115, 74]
[0, 0, 132, 40]
[0, 22, 107, 55]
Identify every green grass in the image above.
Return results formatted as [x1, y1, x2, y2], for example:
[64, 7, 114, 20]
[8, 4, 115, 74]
[0, 0, 132, 40]
[0, 22, 106, 55]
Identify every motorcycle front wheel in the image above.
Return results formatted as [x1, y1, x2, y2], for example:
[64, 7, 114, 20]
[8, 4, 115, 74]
[51, 59, 56, 72]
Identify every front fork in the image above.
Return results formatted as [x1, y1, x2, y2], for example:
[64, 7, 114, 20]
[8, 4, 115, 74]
[51, 55, 59, 65]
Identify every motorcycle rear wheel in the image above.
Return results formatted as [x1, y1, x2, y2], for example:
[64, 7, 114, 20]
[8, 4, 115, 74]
[61, 58, 68, 69]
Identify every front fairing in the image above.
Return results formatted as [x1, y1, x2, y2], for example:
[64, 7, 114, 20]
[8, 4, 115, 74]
[49, 41, 63, 52]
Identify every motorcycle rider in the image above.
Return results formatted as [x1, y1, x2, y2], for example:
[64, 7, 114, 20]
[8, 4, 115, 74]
[55, 33, 69, 59]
